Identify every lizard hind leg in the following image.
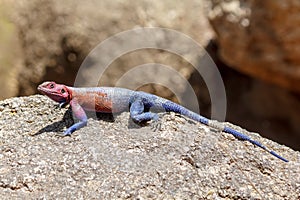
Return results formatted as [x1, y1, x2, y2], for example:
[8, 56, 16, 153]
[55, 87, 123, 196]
[130, 100, 159, 123]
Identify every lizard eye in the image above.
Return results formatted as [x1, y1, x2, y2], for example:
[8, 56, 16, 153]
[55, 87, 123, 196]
[50, 83, 54, 89]
[61, 89, 65, 93]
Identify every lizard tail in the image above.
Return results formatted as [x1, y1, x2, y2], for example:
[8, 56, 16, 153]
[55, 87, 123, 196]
[162, 100, 289, 162]
[223, 127, 288, 162]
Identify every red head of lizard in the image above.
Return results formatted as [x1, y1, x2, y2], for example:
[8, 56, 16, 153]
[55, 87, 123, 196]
[38, 81, 71, 103]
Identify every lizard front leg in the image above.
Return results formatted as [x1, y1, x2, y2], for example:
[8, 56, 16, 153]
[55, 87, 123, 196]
[63, 99, 88, 136]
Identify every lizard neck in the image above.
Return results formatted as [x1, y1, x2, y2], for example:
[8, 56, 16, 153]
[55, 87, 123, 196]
[65, 86, 73, 103]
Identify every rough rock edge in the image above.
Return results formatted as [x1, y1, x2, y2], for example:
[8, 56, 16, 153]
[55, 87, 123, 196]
[0, 95, 299, 199]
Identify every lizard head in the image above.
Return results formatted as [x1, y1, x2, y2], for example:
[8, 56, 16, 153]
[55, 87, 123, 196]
[38, 81, 71, 103]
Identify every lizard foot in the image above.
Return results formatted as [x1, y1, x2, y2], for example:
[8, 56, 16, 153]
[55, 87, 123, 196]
[151, 121, 162, 131]
[150, 113, 165, 131]
[55, 102, 68, 109]
[55, 131, 72, 137]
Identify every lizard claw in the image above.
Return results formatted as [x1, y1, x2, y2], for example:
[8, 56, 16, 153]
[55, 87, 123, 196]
[151, 120, 162, 131]
[55, 132, 71, 137]
[63, 132, 72, 136]
[54, 102, 68, 109]
[150, 113, 164, 131]
[63, 129, 74, 136]
[55, 103, 65, 109]
[55, 128, 74, 137]
[150, 113, 171, 131]
[59, 102, 68, 108]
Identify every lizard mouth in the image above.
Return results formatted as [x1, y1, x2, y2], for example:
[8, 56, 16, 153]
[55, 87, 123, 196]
[37, 85, 53, 94]
[37, 85, 62, 99]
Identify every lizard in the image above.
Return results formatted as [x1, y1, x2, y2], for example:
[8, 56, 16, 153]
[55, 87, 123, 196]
[37, 81, 289, 162]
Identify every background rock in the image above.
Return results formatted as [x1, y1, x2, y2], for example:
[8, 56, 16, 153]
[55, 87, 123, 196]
[209, 0, 300, 92]
[0, 3, 21, 99]
[7, 0, 212, 99]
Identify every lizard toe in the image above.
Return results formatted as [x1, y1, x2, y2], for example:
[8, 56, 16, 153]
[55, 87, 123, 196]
[150, 118, 162, 132]
[55, 132, 71, 137]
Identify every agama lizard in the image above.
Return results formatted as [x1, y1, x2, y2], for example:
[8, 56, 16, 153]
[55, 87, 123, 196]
[37, 81, 288, 162]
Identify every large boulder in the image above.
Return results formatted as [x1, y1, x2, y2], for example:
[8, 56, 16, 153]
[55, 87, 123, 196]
[209, 0, 300, 92]
[7, 0, 212, 99]
[0, 95, 298, 199]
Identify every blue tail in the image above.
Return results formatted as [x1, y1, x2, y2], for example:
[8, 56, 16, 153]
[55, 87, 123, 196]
[223, 127, 288, 162]
[162, 101, 289, 162]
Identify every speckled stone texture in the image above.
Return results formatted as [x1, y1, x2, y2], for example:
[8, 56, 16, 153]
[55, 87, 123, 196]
[209, 0, 300, 93]
[0, 95, 299, 199]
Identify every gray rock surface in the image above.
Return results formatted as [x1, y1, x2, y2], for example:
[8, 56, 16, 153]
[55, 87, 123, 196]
[0, 95, 299, 199]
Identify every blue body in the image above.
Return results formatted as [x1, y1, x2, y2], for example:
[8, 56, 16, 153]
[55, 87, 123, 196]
[61, 87, 289, 163]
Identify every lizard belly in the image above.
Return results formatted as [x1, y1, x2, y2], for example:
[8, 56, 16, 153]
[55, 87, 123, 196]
[72, 87, 132, 113]
[78, 93, 129, 113]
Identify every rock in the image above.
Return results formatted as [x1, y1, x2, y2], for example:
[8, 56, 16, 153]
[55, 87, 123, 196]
[0, 95, 299, 199]
[5, 0, 213, 101]
[208, 0, 300, 92]
[0, 3, 22, 100]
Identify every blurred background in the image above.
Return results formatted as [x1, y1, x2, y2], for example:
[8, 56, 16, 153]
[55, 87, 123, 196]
[0, 0, 299, 150]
